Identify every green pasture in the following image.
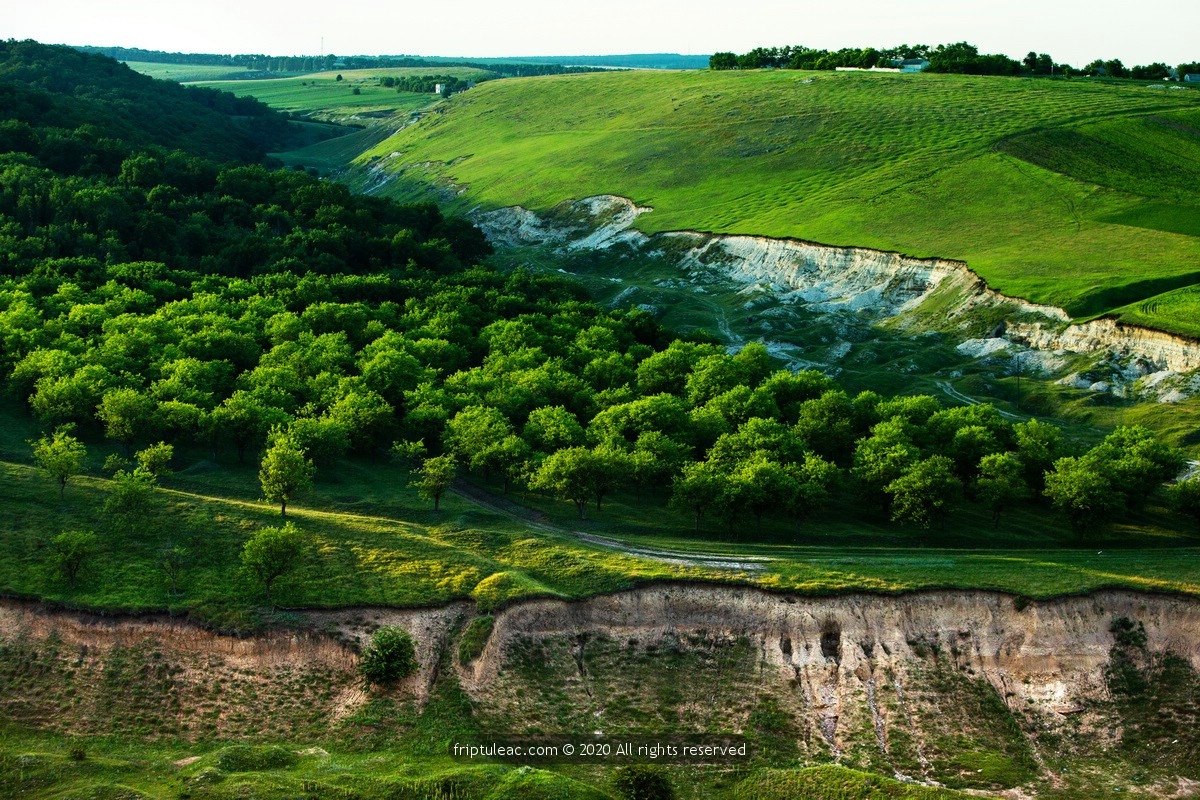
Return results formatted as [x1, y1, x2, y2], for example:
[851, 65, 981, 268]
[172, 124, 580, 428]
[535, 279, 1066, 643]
[123, 61, 263, 82]
[191, 67, 491, 120]
[359, 69, 1200, 329]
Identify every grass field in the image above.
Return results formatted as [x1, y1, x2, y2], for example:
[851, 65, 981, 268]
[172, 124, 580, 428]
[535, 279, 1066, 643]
[357, 69, 1200, 333]
[191, 67, 492, 121]
[123, 61, 265, 82]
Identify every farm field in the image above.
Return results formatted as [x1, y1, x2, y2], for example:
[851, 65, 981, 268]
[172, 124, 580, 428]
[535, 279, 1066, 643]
[123, 60, 265, 82]
[359, 69, 1200, 333]
[190, 67, 492, 120]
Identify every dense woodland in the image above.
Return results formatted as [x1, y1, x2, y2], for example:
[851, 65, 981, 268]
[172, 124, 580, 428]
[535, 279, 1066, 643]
[710, 41, 1199, 79]
[3, 42, 1199, 540]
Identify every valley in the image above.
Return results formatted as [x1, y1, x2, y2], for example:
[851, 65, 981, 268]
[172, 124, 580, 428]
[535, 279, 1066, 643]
[3, 38, 1200, 800]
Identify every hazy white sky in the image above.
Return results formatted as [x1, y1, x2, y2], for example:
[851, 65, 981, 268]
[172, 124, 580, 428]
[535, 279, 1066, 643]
[6, 0, 1198, 67]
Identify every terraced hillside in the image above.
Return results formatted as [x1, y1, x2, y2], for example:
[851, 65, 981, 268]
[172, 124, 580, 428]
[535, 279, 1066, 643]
[358, 69, 1200, 336]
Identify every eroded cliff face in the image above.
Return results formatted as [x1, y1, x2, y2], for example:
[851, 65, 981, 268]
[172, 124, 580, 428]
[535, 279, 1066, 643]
[475, 196, 1200, 389]
[458, 586, 1200, 791]
[4, 588, 1198, 793]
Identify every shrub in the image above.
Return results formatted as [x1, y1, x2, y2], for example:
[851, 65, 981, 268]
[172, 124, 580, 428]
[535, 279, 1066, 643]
[49, 530, 96, 589]
[612, 764, 675, 800]
[360, 626, 416, 685]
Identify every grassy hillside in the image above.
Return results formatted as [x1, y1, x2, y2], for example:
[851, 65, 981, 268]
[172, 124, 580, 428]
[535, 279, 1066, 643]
[191, 67, 491, 121]
[360, 69, 1200, 333]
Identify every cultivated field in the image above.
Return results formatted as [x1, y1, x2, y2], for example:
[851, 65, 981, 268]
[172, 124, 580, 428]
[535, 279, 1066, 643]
[359, 69, 1200, 333]
[191, 67, 492, 120]
[123, 60, 263, 82]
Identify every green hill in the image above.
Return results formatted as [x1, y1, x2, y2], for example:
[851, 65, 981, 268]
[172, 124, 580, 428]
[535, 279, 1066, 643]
[0, 40, 321, 163]
[358, 69, 1200, 336]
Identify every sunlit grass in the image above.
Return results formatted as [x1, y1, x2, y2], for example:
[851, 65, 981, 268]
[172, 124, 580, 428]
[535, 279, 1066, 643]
[361, 69, 1200, 323]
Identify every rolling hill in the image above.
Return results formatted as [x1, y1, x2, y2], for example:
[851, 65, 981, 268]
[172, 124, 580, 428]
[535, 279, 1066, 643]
[355, 68, 1200, 336]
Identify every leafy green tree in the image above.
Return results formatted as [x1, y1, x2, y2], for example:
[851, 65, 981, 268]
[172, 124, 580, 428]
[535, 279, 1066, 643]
[725, 452, 798, 533]
[31, 426, 87, 500]
[670, 460, 726, 531]
[976, 452, 1029, 526]
[259, 430, 314, 517]
[135, 442, 174, 478]
[160, 544, 187, 596]
[1089, 425, 1184, 511]
[630, 430, 689, 498]
[445, 405, 513, 476]
[96, 388, 157, 454]
[852, 418, 919, 511]
[787, 453, 839, 521]
[1044, 456, 1124, 536]
[49, 530, 96, 590]
[948, 425, 1002, 482]
[327, 388, 395, 452]
[523, 405, 586, 453]
[414, 454, 457, 511]
[359, 626, 416, 686]
[886, 456, 961, 529]
[494, 434, 532, 492]
[286, 416, 350, 466]
[241, 523, 306, 606]
[390, 438, 427, 468]
[793, 389, 855, 463]
[530, 446, 630, 518]
[1168, 478, 1200, 532]
[710, 52, 739, 70]
[1013, 418, 1061, 496]
[212, 390, 289, 463]
[104, 467, 158, 526]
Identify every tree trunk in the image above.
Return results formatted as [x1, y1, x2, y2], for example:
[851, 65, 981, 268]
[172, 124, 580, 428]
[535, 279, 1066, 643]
[434, 491, 441, 511]
[280, 499, 287, 517]
[575, 500, 586, 519]
[694, 508, 702, 531]
[59, 477, 66, 500]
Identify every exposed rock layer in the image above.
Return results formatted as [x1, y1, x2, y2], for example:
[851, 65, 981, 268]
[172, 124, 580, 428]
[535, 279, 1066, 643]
[475, 195, 1200, 372]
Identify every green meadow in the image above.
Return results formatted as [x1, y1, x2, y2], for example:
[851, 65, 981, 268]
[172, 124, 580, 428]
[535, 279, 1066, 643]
[123, 61, 263, 82]
[191, 67, 491, 120]
[359, 69, 1200, 333]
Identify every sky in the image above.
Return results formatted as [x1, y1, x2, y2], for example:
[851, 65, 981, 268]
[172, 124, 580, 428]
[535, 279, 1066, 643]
[6, 0, 1198, 68]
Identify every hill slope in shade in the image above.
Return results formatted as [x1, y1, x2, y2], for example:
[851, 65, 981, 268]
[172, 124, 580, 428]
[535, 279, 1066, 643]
[359, 69, 1200, 335]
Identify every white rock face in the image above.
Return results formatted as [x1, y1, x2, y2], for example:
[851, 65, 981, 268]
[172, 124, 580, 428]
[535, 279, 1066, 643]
[474, 195, 1200, 381]
[956, 338, 1013, 358]
[1008, 318, 1200, 373]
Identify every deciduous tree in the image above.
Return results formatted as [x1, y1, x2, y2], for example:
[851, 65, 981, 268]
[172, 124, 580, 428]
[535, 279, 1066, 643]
[241, 523, 306, 606]
[31, 426, 87, 500]
[259, 430, 314, 517]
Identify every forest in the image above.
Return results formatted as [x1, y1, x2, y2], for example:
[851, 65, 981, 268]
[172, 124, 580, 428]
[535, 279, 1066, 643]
[3, 41, 1198, 545]
[709, 41, 1197, 79]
